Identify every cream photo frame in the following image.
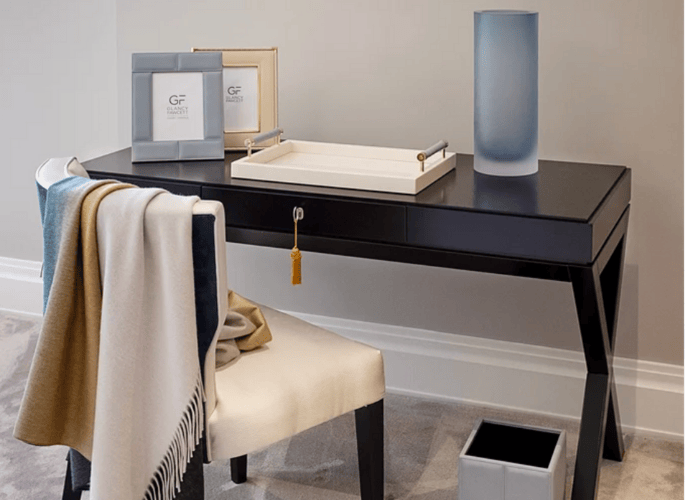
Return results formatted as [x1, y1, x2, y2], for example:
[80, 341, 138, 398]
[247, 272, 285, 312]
[191, 47, 278, 150]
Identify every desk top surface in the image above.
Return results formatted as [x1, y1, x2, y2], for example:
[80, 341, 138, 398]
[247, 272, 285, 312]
[84, 147, 628, 222]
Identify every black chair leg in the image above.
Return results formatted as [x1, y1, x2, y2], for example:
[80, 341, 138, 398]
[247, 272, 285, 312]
[230, 454, 247, 484]
[61, 452, 82, 500]
[355, 399, 384, 500]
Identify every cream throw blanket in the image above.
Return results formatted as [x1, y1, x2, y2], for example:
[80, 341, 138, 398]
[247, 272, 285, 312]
[92, 188, 203, 500]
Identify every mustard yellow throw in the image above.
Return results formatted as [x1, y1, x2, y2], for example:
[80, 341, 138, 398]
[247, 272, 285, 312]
[229, 290, 273, 351]
[215, 291, 273, 368]
[14, 182, 132, 460]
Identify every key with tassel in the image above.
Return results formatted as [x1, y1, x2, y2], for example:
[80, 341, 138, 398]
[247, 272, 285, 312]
[291, 207, 304, 285]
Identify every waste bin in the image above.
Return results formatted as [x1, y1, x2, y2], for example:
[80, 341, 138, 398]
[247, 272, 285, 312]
[458, 419, 566, 500]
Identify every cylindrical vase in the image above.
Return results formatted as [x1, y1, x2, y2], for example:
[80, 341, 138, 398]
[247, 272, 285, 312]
[474, 10, 538, 176]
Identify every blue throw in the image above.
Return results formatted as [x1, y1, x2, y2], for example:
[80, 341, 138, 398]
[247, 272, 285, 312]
[37, 176, 97, 311]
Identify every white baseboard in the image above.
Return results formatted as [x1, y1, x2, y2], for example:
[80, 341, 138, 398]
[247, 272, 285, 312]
[2, 257, 682, 440]
[0, 257, 43, 317]
[288, 310, 684, 442]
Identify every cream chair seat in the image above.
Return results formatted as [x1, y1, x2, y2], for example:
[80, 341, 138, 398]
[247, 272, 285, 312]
[209, 306, 385, 460]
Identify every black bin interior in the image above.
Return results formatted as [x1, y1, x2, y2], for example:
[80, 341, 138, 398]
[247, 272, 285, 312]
[465, 421, 560, 469]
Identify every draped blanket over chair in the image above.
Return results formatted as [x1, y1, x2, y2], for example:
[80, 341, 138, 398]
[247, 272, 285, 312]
[16, 157, 386, 500]
[16, 176, 117, 458]
[17, 165, 206, 500]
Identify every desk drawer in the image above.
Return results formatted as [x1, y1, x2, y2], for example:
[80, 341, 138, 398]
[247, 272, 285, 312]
[407, 206, 592, 263]
[203, 187, 406, 244]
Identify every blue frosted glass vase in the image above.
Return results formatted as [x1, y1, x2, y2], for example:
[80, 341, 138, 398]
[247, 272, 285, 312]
[474, 10, 538, 176]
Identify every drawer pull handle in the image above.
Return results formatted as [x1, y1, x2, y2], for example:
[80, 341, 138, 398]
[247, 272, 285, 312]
[417, 140, 448, 172]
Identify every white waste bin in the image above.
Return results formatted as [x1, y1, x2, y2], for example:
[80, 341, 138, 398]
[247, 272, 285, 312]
[458, 419, 566, 500]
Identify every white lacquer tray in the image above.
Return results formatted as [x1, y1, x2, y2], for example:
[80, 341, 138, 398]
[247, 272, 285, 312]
[231, 130, 456, 194]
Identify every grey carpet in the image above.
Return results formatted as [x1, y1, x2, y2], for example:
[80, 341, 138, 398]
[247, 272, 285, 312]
[1, 311, 682, 499]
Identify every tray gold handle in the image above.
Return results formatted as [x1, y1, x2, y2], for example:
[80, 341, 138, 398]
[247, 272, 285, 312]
[417, 140, 448, 172]
[245, 127, 284, 157]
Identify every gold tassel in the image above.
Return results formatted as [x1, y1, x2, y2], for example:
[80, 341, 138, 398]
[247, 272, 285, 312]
[291, 215, 302, 285]
[291, 247, 301, 285]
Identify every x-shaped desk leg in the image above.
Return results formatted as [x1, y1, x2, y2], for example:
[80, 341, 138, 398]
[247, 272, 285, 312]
[569, 208, 629, 500]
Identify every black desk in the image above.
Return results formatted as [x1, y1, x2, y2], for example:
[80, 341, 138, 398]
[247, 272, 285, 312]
[85, 148, 631, 500]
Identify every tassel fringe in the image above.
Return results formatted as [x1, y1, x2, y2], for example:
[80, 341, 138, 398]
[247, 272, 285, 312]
[291, 247, 301, 285]
[143, 370, 205, 500]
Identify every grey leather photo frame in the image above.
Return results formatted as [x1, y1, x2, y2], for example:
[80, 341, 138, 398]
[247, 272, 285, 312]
[131, 52, 224, 162]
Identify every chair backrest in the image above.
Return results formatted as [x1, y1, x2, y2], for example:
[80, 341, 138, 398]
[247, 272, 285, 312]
[189, 200, 228, 422]
[35, 157, 89, 188]
[36, 157, 228, 453]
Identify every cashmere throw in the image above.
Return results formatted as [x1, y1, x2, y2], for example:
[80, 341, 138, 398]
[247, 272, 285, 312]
[92, 188, 203, 500]
[215, 291, 273, 368]
[14, 177, 116, 457]
[230, 291, 273, 351]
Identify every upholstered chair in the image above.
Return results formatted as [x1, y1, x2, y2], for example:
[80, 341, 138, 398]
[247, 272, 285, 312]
[33, 157, 385, 500]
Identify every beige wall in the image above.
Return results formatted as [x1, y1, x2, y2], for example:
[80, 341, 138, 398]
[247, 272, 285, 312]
[0, 0, 121, 261]
[1, 0, 681, 365]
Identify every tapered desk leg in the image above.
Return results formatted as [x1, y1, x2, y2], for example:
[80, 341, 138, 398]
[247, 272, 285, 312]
[572, 373, 611, 499]
[569, 213, 628, 500]
[602, 381, 624, 461]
